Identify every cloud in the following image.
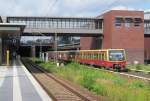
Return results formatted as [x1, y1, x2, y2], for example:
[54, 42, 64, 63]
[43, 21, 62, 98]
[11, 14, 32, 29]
[111, 5, 135, 11]
[145, 9, 150, 12]
[0, 0, 149, 17]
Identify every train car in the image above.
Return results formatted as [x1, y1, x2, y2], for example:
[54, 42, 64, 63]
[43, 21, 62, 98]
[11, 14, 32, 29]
[75, 49, 126, 70]
[48, 50, 76, 62]
[47, 49, 126, 70]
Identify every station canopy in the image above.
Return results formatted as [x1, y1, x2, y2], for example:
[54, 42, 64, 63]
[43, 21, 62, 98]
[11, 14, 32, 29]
[0, 23, 25, 39]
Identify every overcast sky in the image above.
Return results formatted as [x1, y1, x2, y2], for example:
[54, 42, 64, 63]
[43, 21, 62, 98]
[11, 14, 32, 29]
[0, 0, 150, 17]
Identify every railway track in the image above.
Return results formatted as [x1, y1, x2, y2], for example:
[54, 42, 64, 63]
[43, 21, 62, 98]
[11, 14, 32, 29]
[92, 67, 150, 82]
[21, 58, 99, 101]
[121, 70, 150, 81]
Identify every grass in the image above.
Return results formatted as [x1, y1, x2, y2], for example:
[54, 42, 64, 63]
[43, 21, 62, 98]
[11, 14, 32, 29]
[31, 58, 150, 101]
[127, 64, 150, 71]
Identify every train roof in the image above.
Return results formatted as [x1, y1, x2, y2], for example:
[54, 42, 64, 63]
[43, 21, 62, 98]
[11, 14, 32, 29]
[46, 49, 125, 53]
[79, 49, 125, 52]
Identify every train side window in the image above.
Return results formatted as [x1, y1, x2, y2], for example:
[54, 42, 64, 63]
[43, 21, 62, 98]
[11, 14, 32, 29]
[84, 53, 86, 59]
[96, 54, 98, 59]
[85, 53, 87, 59]
[97, 53, 99, 59]
[94, 54, 97, 59]
[100, 54, 102, 60]
[102, 53, 104, 60]
[95, 54, 98, 59]
[104, 53, 106, 60]
[90, 53, 92, 59]
[92, 53, 94, 59]
[89, 53, 91, 59]
[87, 53, 88, 59]
[86, 53, 88, 59]
[82, 53, 84, 59]
[95, 54, 97, 59]
[98, 54, 100, 60]
[93, 54, 95, 59]
[91, 53, 92, 59]
[99, 53, 101, 60]
[91, 53, 93, 59]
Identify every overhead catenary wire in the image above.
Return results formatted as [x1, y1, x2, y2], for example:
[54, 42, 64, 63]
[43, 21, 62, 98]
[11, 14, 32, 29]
[45, 0, 59, 16]
[99, 0, 122, 15]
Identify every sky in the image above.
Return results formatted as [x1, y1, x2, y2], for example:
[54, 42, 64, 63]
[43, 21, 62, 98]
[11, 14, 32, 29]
[0, 0, 150, 17]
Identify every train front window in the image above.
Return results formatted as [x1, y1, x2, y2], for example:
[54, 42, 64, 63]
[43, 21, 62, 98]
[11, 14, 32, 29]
[109, 50, 125, 61]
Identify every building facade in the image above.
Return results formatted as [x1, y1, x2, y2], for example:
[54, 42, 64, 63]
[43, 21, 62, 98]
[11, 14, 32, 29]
[81, 10, 144, 64]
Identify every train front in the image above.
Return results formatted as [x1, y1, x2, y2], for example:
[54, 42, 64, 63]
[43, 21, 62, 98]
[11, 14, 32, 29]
[107, 49, 126, 71]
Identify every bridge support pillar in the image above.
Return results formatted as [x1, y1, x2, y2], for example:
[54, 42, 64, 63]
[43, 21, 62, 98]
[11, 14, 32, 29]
[0, 37, 2, 64]
[31, 46, 36, 58]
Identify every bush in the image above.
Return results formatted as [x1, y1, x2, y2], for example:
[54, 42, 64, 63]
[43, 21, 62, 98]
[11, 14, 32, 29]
[136, 64, 142, 70]
[80, 71, 96, 90]
[130, 80, 146, 89]
[92, 83, 107, 96]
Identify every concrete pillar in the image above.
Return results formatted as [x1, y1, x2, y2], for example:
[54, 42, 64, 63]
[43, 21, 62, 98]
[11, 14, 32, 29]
[42, 53, 44, 61]
[39, 52, 42, 59]
[2, 39, 8, 64]
[31, 46, 36, 58]
[45, 53, 48, 62]
[0, 37, 2, 64]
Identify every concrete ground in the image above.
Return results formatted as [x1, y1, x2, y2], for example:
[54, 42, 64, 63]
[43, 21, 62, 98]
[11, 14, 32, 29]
[0, 58, 52, 101]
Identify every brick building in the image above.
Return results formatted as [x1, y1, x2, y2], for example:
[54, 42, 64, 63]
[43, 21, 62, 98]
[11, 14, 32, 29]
[81, 10, 144, 64]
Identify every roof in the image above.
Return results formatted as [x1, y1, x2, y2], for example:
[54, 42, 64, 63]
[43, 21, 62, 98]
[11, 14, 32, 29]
[47, 49, 125, 53]
[0, 23, 26, 31]
[7, 16, 102, 20]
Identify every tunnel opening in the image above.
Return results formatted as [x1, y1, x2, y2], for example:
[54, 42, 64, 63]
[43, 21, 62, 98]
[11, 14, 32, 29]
[18, 46, 31, 57]
[18, 45, 52, 58]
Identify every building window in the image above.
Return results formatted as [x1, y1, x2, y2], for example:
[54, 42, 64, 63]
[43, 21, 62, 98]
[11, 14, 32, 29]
[115, 17, 124, 27]
[125, 18, 133, 27]
[134, 18, 142, 27]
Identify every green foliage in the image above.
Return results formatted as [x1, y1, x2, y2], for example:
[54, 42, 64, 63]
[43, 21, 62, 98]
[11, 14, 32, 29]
[92, 83, 107, 96]
[127, 64, 150, 71]
[129, 80, 146, 89]
[136, 64, 142, 70]
[80, 70, 96, 90]
[32, 59, 150, 101]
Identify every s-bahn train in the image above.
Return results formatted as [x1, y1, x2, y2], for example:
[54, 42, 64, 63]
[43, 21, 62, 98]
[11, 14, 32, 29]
[47, 49, 126, 71]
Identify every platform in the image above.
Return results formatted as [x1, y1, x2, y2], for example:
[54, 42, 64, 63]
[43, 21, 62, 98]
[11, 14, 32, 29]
[0, 59, 52, 101]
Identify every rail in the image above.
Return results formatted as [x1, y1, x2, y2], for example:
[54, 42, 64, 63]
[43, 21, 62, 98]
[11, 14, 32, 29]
[21, 58, 99, 101]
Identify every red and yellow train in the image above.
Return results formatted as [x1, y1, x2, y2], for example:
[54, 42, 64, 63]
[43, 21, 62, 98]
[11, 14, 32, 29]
[47, 49, 126, 71]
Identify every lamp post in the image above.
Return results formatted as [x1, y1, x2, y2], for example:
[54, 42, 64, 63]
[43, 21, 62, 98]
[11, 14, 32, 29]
[39, 39, 42, 59]
[55, 32, 59, 66]
[37, 32, 44, 60]
[54, 33, 57, 62]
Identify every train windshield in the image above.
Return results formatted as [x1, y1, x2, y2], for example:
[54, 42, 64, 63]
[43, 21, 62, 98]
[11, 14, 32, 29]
[109, 50, 125, 61]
